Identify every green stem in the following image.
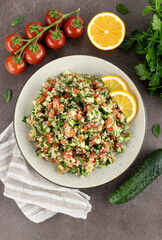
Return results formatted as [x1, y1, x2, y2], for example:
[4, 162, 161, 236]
[14, 8, 80, 55]
[77, 10, 80, 21]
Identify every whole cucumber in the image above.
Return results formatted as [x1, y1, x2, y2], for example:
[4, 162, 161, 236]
[110, 149, 162, 204]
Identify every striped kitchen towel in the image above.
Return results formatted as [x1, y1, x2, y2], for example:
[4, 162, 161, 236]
[0, 123, 92, 223]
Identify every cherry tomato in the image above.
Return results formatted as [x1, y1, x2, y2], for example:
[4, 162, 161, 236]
[63, 16, 84, 38]
[5, 34, 25, 54]
[24, 42, 45, 65]
[25, 22, 45, 41]
[45, 9, 64, 27]
[45, 28, 65, 50]
[5, 55, 27, 75]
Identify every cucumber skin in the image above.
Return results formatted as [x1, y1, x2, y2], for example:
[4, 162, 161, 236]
[109, 149, 162, 204]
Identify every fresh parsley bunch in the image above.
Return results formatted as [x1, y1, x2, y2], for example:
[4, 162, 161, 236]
[119, 0, 162, 97]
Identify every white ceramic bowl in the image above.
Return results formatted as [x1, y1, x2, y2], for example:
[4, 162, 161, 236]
[14, 55, 146, 188]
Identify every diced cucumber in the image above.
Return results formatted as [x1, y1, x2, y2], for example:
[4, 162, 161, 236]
[100, 106, 108, 114]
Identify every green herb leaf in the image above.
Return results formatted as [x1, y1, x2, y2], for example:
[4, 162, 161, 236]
[149, 89, 159, 97]
[131, 29, 148, 41]
[116, 4, 130, 15]
[4, 89, 12, 102]
[12, 16, 24, 27]
[146, 46, 157, 72]
[22, 116, 27, 123]
[157, 44, 162, 55]
[135, 43, 147, 55]
[118, 36, 134, 50]
[152, 123, 161, 138]
[135, 64, 151, 80]
[149, 71, 160, 86]
[152, 14, 161, 31]
[143, 6, 153, 15]
[148, 0, 155, 6]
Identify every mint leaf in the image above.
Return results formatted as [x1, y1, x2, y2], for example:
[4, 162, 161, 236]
[143, 6, 153, 15]
[118, 36, 134, 51]
[116, 4, 130, 15]
[22, 116, 27, 123]
[4, 89, 12, 102]
[12, 16, 24, 27]
[135, 64, 151, 80]
[152, 14, 161, 31]
[152, 123, 161, 138]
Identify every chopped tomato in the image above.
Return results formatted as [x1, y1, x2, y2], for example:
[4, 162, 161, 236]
[79, 135, 84, 143]
[87, 122, 92, 128]
[53, 95, 60, 107]
[47, 85, 54, 91]
[106, 127, 113, 132]
[60, 139, 69, 145]
[39, 96, 46, 102]
[49, 110, 55, 119]
[63, 122, 70, 128]
[114, 141, 117, 148]
[101, 102, 106, 107]
[125, 132, 130, 137]
[46, 121, 50, 125]
[45, 133, 53, 144]
[54, 108, 58, 115]
[56, 159, 61, 165]
[97, 124, 102, 132]
[93, 81, 98, 86]
[105, 117, 113, 125]
[116, 122, 123, 128]
[43, 90, 48, 97]
[53, 143, 59, 148]
[85, 104, 92, 113]
[47, 103, 53, 109]
[90, 152, 94, 160]
[58, 169, 64, 173]
[58, 105, 64, 113]
[43, 148, 48, 153]
[96, 88, 103, 92]
[54, 95, 59, 100]
[35, 141, 40, 146]
[72, 88, 80, 93]
[28, 117, 34, 124]
[63, 93, 69, 98]
[113, 108, 120, 115]
[75, 110, 83, 120]
[92, 93, 99, 98]
[67, 129, 76, 137]
[102, 142, 110, 152]
[44, 82, 50, 88]
[83, 126, 87, 133]
[63, 151, 73, 159]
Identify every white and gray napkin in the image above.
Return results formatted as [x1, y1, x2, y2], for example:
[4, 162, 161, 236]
[0, 123, 92, 223]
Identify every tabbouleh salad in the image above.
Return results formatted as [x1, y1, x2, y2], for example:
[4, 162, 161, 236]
[25, 71, 131, 176]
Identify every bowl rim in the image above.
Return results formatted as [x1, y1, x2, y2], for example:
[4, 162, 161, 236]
[13, 54, 147, 189]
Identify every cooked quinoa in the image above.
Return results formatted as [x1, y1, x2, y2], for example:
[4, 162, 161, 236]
[25, 71, 131, 176]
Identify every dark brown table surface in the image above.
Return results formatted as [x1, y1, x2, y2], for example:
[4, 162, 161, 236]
[0, 0, 162, 239]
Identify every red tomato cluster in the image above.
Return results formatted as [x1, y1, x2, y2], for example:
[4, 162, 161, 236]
[5, 8, 85, 74]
